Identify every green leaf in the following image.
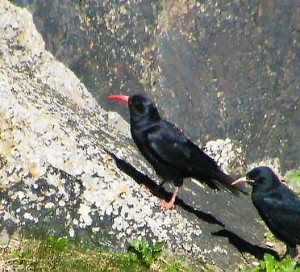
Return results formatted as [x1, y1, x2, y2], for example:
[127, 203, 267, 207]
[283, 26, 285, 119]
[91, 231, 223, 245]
[286, 170, 300, 187]
[264, 254, 275, 271]
[140, 238, 148, 250]
[46, 233, 56, 243]
[143, 250, 153, 266]
[153, 241, 165, 252]
[129, 238, 140, 251]
[128, 237, 165, 267]
[11, 249, 20, 258]
[278, 256, 297, 271]
[55, 237, 69, 251]
[22, 248, 31, 258]
[129, 252, 138, 263]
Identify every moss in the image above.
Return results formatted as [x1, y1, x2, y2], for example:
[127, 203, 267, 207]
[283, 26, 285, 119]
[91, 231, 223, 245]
[285, 170, 300, 189]
[0, 233, 194, 272]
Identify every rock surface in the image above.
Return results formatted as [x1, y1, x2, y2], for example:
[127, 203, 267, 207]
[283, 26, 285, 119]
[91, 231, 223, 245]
[14, 0, 300, 173]
[0, 1, 285, 270]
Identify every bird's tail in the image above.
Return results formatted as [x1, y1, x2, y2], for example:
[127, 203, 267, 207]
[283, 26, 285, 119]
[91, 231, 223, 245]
[188, 145, 248, 195]
[213, 171, 248, 196]
[192, 169, 248, 196]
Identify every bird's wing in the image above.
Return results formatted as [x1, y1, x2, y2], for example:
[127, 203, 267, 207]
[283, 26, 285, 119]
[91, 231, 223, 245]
[259, 190, 300, 240]
[144, 122, 239, 192]
[263, 195, 300, 218]
[263, 187, 300, 214]
[145, 124, 193, 172]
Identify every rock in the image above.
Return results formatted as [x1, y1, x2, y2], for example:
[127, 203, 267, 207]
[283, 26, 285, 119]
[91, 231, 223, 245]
[107, 111, 131, 138]
[204, 138, 246, 175]
[13, 0, 300, 173]
[0, 0, 280, 270]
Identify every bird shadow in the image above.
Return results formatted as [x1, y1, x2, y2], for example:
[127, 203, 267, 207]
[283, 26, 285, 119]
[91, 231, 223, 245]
[106, 150, 280, 261]
[105, 149, 224, 227]
[212, 229, 280, 260]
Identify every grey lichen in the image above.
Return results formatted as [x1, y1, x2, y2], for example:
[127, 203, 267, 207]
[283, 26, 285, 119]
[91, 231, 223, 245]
[0, 1, 284, 269]
[0, 0, 206, 263]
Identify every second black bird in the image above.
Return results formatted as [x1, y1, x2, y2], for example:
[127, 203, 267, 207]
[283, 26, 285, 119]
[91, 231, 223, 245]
[108, 94, 240, 209]
[232, 166, 300, 258]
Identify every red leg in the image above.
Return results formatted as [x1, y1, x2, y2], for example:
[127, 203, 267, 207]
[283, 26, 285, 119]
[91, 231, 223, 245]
[160, 187, 179, 209]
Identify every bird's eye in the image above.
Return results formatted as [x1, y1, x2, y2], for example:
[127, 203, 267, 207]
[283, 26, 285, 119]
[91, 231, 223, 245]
[256, 177, 264, 184]
[133, 100, 145, 114]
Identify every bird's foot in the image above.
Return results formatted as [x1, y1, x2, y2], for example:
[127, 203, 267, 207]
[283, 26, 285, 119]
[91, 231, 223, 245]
[160, 199, 175, 209]
[160, 186, 179, 209]
[286, 246, 299, 259]
[295, 247, 300, 260]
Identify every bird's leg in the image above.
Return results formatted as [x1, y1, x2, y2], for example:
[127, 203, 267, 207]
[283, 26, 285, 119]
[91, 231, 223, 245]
[295, 246, 300, 260]
[152, 179, 166, 195]
[158, 179, 167, 189]
[160, 186, 179, 209]
[285, 245, 298, 258]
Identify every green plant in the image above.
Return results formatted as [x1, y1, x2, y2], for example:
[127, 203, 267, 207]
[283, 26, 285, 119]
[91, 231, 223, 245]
[164, 258, 190, 272]
[129, 237, 165, 267]
[243, 254, 300, 272]
[286, 170, 300, 187]
[1, 233, 196, 271]
[264, 231, 276, 242]
[11, 248, 32, 267]
[44, 233, 71, 252]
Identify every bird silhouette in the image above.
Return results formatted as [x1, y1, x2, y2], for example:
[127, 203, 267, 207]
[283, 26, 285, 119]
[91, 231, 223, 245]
[109, 94, 240, 209]
[233, 166, 300, 258]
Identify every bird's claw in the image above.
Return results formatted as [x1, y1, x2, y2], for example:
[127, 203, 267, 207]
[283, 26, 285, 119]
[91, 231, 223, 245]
[160, 200, 175, 209]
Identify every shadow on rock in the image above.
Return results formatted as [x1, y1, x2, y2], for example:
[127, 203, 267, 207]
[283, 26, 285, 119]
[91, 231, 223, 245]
[107, 150, 282, 261]
[212, 229, 280, 260]
[106, 150, 225, 227]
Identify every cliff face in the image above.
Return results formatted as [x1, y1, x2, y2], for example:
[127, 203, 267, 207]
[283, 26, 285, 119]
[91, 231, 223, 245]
[14, 0, 300, 173]
[0, 1, 279, 270]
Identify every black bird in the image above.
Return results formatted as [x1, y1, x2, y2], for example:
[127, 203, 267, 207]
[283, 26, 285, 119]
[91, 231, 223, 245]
[108, 94, 240, 209]
[232, 166, 300, 258]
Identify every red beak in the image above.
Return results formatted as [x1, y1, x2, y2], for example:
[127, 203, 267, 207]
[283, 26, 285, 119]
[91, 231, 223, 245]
[231, 176, 247, 186]
[108, 94, 129, 104]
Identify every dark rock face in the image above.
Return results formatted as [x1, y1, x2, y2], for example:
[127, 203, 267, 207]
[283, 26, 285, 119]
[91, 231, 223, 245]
[16, 0, 300, 172]
[1, 1, 290, 269]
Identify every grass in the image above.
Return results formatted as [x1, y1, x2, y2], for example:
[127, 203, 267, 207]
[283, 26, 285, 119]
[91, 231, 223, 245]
[1, 170, 299, 271]
[0, 233, 194, 271]
[285, 170, 300, 192]
[286, 170, 300, 182]
[241, 254, 300, 272]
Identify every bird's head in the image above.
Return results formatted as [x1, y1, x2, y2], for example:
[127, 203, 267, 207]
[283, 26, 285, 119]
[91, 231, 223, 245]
[232, 166, 281, 192]
[108, 94, 160, 124]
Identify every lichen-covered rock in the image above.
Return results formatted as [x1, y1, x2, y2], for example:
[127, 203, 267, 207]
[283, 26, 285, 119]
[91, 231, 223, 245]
[0, 1, 279, 270]
[13, 0, 300, 173]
